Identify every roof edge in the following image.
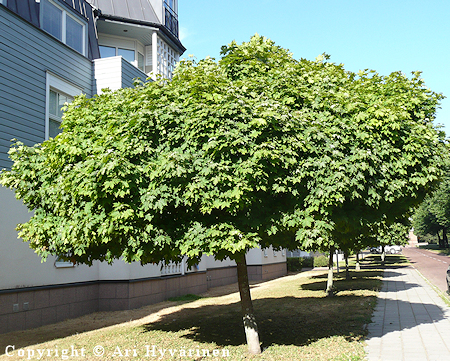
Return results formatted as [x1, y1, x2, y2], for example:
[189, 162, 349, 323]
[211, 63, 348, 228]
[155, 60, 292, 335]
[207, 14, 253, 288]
[97, 13, 186, 54]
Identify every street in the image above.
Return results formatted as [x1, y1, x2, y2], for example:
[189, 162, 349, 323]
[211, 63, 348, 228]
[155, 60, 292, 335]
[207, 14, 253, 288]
[402, 246, 450, 295]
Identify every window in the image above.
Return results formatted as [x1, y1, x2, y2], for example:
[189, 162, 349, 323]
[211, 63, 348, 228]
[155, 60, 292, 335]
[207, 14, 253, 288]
[42, 0, 62, 40]
[46, 72, 83, 140]
[99, 45, 116, 58]
[99, 45, 137, 64]
[49, 90, 73, 138]
[138, 52, 145, 72]
[117, 48, 135, 63]
[54, 255, 76, 268]
[98, 35, 147, 72]
[66, 15, 84, 53]
[40, 0, 86, 55]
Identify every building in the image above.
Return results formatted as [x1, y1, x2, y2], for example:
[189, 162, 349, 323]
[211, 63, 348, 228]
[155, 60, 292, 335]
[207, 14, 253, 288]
[0, 0, 287, 334]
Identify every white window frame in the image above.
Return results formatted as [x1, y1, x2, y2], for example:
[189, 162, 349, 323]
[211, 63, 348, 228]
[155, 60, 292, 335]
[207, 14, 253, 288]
[40, 0, 87, 56]
[45, 72, 83, 140]
[98, 34, 145, 71]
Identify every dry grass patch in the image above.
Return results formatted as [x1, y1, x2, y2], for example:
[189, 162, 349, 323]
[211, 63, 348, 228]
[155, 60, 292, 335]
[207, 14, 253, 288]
[0, 257, 384, 361]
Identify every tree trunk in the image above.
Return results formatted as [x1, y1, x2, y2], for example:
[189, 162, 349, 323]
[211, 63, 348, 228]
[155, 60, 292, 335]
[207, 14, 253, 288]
[336, 249, 340, 274]
[326, 247, 335, 297]
[444, 228, 449, 248]
[381, 245, 386, 264]
[355, 252, 361, 271]
[236, 254, 261, 355]
[344, 252, 350, 280]
[438, 230, 444, 249]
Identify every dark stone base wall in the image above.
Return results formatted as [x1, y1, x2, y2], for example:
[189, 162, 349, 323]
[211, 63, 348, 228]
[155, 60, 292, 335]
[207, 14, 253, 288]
[0, 283, 98, 334]
[247, 262, 287, 281]
[0, 262, 286, 334]
[0, 272, 207, 335]
[206, 266, 238, 289]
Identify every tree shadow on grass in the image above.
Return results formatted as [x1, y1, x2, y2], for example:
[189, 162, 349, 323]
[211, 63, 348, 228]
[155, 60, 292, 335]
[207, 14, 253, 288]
[362, 254, 411, 269]
[141, 295, 376, 348]
[140, 291, 447, 350]
[303, 270, 420, 294]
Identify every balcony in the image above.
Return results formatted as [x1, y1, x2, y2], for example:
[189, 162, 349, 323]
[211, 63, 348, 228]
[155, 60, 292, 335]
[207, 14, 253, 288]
[93, 56, 147, 94]
[164, 4, 178, 37]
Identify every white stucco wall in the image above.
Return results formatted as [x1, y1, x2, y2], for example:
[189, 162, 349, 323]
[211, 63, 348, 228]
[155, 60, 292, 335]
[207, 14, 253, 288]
[1, 185, 288, 290]
[205, 255, 236, 269]
[246, 246, 287, 265]
[0, 186, 99, 290]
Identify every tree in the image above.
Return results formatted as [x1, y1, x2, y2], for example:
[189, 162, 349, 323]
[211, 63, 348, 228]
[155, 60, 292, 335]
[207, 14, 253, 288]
[1, 35, 447, 354]
[283, 58, 448, 295]
[413, 177, 450, 248]
[368, 220, 411, 263]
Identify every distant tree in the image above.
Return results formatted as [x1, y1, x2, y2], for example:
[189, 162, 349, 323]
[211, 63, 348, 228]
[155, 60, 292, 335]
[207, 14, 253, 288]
[1, 35, 447, 353]
[285, 59, 448, 295]
[374, 220, 411, 262]
[413, 178, 450, 248]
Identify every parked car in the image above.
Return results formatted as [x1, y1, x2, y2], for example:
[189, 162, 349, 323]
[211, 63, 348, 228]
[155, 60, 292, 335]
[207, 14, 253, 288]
[370, 245, 402, 254]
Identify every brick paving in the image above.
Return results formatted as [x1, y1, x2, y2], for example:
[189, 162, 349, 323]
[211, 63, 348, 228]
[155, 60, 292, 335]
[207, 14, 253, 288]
[365, 267, 450, 361]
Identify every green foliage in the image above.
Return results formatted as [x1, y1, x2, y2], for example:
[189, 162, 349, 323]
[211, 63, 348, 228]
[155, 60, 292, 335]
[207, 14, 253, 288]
[286, 256, 314, 271]
[0, 34, 447, 268]
[287, 257, 302, 272]
[376, 221, 410, 247]
[413, 177, 450, 247]
[419, 233, 438, 244]
[168, 294, 202, 302]
[302, 256, 314, 268]
[314, 255, 330, 268]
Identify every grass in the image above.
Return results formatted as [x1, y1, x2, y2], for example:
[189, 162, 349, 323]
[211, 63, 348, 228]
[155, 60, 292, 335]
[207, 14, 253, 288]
[168, 294, 203, 302]
[418, 243, 450, 256]
[0, 255, 400, 361]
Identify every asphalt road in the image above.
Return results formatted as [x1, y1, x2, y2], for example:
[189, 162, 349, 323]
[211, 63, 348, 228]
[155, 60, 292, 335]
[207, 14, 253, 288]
[402, 246, 450, 294]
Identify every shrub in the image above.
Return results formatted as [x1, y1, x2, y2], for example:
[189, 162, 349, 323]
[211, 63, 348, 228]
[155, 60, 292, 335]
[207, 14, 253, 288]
[287, 257, 302, 272]
[287, 256, 314, 272]
[314, 255, 330, 267]
[302, 256, 314, 268]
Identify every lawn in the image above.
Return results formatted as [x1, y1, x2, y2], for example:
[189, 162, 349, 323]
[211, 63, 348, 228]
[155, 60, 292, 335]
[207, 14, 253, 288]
[418, 243, 450, 256]
[0, 255, 396, 361]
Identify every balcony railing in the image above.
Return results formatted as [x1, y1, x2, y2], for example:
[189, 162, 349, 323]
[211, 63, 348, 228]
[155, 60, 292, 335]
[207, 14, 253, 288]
[161, 262, 182, 275]
[164, 4, 178, 37]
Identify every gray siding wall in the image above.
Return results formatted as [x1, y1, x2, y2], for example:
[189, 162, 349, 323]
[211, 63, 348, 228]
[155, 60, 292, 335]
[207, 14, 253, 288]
[121, 57, 148, 88]
[0, 6, 93, 170]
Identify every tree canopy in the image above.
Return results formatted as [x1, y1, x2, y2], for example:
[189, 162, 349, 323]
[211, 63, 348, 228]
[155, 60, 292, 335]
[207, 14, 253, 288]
[413, 177, 450, 248]
[1, 35, 447, 354]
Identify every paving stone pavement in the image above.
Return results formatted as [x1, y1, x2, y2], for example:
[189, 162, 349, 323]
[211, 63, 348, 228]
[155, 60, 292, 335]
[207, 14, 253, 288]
[365, 266, 450, 361]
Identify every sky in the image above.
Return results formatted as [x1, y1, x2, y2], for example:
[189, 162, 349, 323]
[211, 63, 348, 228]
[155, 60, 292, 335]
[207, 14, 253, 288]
[178, 0, 450, 135]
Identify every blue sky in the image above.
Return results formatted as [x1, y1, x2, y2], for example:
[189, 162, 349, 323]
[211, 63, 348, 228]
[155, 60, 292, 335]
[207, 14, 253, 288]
[178, 0, 450, 135]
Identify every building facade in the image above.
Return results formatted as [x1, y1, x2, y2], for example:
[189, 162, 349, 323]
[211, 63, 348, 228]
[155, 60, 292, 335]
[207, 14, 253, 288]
[0, 0, 287, 334]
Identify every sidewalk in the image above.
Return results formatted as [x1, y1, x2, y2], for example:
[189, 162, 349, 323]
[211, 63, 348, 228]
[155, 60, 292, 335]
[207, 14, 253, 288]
[365, 267, 450, 361]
